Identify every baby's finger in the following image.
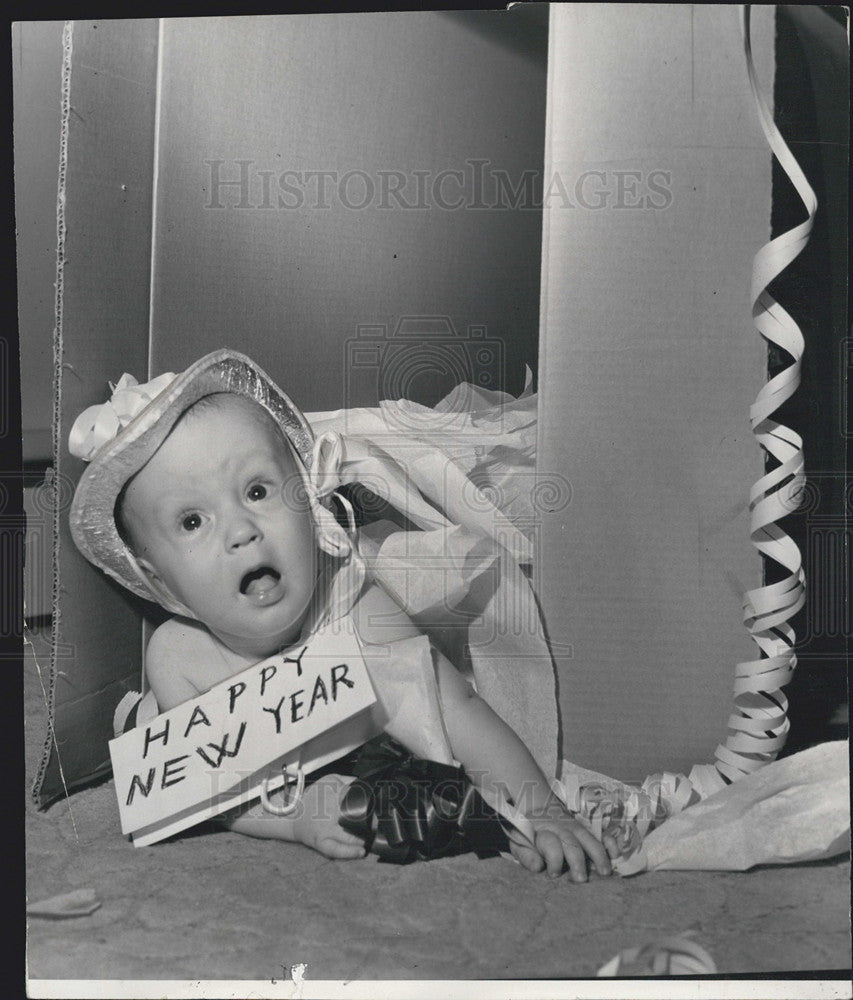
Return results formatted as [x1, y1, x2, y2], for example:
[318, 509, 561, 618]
[332, 826, 367, 847]
[573, 827, 612, 876]
[559, 836, 590, 883]
[318, 838, 367, 860]
[603, 832, 620, 860]
[536, 830, 569, 879]
[509, 838, 545, 874]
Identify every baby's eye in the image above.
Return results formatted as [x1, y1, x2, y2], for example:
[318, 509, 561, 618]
[247, 484, 268, 502]
[181, 513, 203, 532]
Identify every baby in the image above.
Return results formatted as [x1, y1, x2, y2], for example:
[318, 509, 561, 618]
[70, 350, 616, 880]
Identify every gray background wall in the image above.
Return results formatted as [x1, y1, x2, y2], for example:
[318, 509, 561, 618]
[149, 11, 547, 407]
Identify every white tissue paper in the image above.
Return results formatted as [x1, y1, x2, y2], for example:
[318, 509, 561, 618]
[556, 740, 849, 876]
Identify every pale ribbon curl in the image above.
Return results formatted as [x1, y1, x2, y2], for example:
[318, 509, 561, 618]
[708, 8, 817, 786]
[304, 431, 358, 560]
[304, 428, 450, 563]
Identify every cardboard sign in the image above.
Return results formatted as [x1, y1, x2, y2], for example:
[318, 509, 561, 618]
[109, 616, 378, 846]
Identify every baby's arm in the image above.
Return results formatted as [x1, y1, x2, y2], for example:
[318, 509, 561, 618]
[214, 775, 366, 860]
[431, 652, 616, 880]
[354, 583, 616, 881]
[144, 622, 203, 711]
[144, 620, 365, 860]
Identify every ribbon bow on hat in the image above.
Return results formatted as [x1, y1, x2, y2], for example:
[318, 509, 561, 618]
[305, 430, 452, 527]
[69, 372, 178, 462]
[304, 432, 359, 560]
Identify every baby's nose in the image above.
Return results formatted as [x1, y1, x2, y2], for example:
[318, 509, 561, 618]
[228, 516, 262, 550]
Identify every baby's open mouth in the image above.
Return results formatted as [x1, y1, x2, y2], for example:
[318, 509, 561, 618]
[240, 566, 282, 597]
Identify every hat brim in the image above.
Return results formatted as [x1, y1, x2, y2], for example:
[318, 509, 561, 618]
[69, 349, 315, 612]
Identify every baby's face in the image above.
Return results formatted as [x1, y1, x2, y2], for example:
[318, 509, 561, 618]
[123, 395, 318, 657]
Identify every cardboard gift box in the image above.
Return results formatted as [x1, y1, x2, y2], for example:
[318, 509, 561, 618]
[19, 8, 805, 808]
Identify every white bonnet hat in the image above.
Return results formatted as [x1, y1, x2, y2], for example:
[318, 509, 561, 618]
[69, 348, 355, 616]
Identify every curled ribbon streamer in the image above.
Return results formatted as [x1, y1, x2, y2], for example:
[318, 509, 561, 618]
[713, 7, 818, 784]
[68, 372, 177, 461]
[597, 933, 718, 977]
[556, 769, 700, 872]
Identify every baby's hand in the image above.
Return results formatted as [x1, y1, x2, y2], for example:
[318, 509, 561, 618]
[508, 798, 619, 882]
[292, 774, 367, 861]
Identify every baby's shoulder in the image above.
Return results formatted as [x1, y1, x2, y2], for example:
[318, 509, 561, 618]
[145, 616, 220, 682]
[146, 616, 215, 661]
[145, 617, 229, 709]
